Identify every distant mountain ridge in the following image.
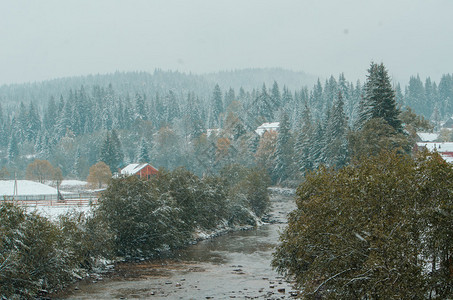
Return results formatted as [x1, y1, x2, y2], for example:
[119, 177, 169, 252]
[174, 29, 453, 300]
[0, 68, 318, 108]
[203, 68, 318, 91]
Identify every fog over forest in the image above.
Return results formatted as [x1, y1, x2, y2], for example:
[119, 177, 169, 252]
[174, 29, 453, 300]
[2, 2, 453, 299]
[1, 0, 452, 85]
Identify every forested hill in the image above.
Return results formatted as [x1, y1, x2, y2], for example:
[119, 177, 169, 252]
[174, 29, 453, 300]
[204, 68, 317, 91]
[0, 68, 317, 107]
[0, 63, 451, 185]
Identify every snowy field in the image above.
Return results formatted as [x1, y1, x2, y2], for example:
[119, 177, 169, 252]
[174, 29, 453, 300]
[26, 205, 93, 220]
[1, 179, 95, 220]
[0, 180, 60, 196]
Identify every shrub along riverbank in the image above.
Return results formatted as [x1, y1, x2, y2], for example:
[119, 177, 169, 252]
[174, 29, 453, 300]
[0, 165, 271, 299]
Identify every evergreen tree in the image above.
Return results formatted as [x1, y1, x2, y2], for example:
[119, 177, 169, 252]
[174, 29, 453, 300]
[273, 111, 292, 183]
[311, 121, 325, 169]
[7, 134, 19, 162]
[55, 97, 72, 138]
[405, 75, 426, 116]
[294, 102, 314, 175]
[137, 138, 151, 163]
[438, 74, 453, 117]
[360, 62, 402, 132]
[310, 79, 324, 120]
[424, 77, 437, 118]
[0, 104, 6, 147]
[99, 131, 123, 172]
[43, 96, 58, 133]
[254, 84, 274, 123]
[16, 102, 28, 142]
[26, 102, 41, 142]
[135, 93, 146, 120]
[110, 129, 124, 168]
[211, 84, 223, 127]
[166, 90, 180, 124]
[271, 81, 282, 109]
[224, 87, 236, 111]
[325, 92, 349, 168]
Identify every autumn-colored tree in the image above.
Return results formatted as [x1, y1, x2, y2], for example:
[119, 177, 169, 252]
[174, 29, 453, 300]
[255, 130, 277, 173]
[53, 167, 63, 189]
[216, 137, 231, 161]
[273, 150, 453, 299]
[25, 159, 56, 183]
[86, 162, 112, 189]
[0, 166, 10, 180]
[348, 118, 411, 158]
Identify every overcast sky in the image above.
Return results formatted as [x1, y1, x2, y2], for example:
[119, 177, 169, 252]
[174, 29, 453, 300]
[1, 0, 452, 86]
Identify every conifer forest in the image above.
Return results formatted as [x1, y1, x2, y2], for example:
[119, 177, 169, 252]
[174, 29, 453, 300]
[1, 67, 451, 183]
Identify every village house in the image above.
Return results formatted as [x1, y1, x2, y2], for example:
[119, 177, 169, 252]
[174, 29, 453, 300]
[255, 122, 279, 136]
[416, 132, 439, 142]
[415, 142, 453, 163]
[120, 163, 159, 180]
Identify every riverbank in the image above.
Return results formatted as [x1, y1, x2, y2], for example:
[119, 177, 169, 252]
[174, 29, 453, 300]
[52, 192, 298, 299]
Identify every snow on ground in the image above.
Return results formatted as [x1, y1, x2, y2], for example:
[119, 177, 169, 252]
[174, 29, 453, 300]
[60, 180, 88, 187]
[1, 180, 95, 220]
[26, 205, 93, 221]
[0, 180, 59, 196]
[268, 186, 296, 195]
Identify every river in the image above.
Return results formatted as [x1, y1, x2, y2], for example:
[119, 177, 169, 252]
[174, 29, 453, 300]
[58, 192, 297, 299]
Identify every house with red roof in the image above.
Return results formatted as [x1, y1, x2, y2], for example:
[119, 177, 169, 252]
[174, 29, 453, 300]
[120, 163, 158, 180]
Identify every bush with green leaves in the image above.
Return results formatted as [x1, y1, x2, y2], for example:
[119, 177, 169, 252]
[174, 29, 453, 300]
[0, 203, 113, 299]
[96, 166, 272, 259]
[273, 151, 453, 299]
[221, 164, 271, 218]
[96, 176, 189, 259]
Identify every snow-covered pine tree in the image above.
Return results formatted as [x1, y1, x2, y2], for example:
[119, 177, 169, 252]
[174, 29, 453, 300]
[7, 133, 19, 162]
[55, 96, 72, 138]
[99, 131, 122, 172]
[311, 121, 326, 169]
[211, 84, 223, 127]
[254, 84, 274, 123]
[137, 138, 151, 163]
[294, 102, 314, 175]
[43, 96, 58, 134]
[424, 77, 437, 119]
[271, 81, 282, 109]
[25, 102, 41, 143]
[166, 90, 180, 124]
[438, 74, 453, 118]
[405, 75, 426, 116]
[110, 129, 124, 168]
[224, 87, 236, 111]
[325, 92, 349, 168]
[273, 111, 292, 183]
[135, 93, 147, 120]
[310, 79, 324, 121]
[323, 75, 338, 110]
[361, 62, 402, 132]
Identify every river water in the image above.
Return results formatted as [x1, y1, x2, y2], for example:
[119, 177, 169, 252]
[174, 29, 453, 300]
[59, 192, 297, 299]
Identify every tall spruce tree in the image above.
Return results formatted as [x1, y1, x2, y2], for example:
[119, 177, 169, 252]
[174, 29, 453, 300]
[7, 134, 19, 162]
[137, 138, 151, 163]
[99, 131, 123, 172]
[359, 62, 402, 132]
[325, 92, 349, 168]
[273, 111, 292, 183]
[294, 102, 314, 175]
[211, 84, 223, 127]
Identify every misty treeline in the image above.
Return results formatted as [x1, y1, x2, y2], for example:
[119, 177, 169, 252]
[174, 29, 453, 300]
[0, 165, 270, 299]
[0, 68, 448, 183]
